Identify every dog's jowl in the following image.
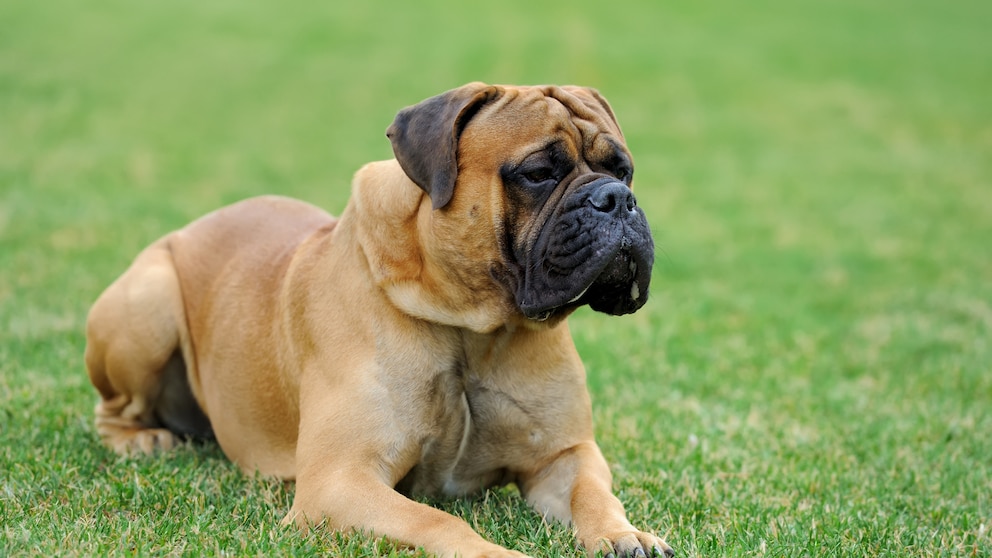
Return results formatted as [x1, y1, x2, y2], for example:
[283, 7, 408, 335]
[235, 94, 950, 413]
[85, 83, 672, 558]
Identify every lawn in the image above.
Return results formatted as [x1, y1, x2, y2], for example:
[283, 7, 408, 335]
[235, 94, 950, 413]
[2, 0, 990, 556]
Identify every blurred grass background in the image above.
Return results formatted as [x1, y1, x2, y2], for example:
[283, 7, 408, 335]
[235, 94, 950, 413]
[2, 0, 990, 556]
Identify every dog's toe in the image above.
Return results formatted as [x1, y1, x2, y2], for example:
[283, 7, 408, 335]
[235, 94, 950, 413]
[589, 530, 674, 558]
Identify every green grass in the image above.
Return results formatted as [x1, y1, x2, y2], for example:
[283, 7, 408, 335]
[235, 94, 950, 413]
[2, 0, 990, 556]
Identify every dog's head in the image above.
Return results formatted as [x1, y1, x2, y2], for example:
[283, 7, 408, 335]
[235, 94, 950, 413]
[385, 82, 654, 328]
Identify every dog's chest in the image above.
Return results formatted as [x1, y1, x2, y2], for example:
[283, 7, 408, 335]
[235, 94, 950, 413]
[396, 374, 558, 498]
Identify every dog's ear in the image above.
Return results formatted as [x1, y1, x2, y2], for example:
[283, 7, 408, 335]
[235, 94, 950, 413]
[387, 82, 501, 210]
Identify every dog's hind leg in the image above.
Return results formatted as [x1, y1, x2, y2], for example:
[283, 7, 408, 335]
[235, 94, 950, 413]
[84, 238, 202, 454]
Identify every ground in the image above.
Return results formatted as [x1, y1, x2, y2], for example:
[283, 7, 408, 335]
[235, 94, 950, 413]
[1, 0, 990, 556]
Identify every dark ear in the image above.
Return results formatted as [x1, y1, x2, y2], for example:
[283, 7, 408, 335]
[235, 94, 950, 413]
[386, 82, 501, 210]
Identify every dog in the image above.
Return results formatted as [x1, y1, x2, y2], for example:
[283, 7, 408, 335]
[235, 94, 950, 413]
[84, 82, 673, 557]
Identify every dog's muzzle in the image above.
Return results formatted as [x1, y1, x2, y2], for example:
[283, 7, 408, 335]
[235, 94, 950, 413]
[516, 176, 655, 320]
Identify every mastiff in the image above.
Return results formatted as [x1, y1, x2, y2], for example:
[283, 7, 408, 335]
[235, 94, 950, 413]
[85, 83, 673, 557]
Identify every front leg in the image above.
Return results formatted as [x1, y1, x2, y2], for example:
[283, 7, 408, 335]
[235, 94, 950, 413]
[287, 384, 529, 558]
[520, 441, 674, 557]
[286, 466, 528, 558]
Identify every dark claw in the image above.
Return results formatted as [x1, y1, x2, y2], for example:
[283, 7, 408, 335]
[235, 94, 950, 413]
[613, 548, 650, 558]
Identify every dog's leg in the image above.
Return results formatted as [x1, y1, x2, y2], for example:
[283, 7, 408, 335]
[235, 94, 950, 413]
[521, 441, 674, 557]
[84, 241, 190, 454]
[286, 466, 530, 558]
[287, 389, 531, 558]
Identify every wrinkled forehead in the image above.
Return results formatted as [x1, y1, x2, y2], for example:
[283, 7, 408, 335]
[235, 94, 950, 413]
[463, 86, 628, 163]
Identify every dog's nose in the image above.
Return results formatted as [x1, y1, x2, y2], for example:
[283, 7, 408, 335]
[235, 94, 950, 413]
[587, 181, 636, 215]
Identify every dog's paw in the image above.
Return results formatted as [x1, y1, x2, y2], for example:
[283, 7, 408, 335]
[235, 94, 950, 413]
[95, 398, 181, 455]
[453, 540, 532, 558]
[585, 530, 674, 558]
[470, 545, 532, 558]
[452, 546, 530, 558]
[101, 426, 179, 455]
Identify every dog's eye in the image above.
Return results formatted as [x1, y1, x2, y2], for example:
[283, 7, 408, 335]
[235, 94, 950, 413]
[614, 166, 632, 183]
[522, 168, 555, 185]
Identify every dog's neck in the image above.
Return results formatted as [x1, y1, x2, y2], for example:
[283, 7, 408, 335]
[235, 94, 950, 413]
[349, 159, 525, 333]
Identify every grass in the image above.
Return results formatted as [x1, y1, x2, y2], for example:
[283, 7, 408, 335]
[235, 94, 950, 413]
[2, 0, 990, 556]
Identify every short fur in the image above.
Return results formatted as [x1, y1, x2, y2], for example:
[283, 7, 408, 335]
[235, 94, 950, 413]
[84, 83, 672, 558]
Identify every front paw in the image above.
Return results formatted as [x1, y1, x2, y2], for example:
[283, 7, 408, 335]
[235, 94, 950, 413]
[586, 530, 674, 558]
